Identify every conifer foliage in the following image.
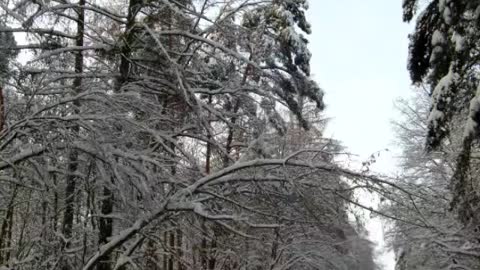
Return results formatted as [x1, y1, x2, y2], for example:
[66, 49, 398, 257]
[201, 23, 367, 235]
[403, 0, 480, 230]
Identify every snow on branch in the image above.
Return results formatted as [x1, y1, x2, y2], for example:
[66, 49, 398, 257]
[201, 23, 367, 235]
[0, 27, 76, 39]
[28, 45, 110, 63]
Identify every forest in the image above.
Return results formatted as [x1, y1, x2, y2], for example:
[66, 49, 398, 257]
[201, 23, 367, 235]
[0, 0, 479, 269]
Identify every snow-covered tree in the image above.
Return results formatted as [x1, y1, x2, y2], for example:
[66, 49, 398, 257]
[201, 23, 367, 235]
[383, 91, 480, 269]
[0, 1, 377, 269]
[402, 0, 480, 226]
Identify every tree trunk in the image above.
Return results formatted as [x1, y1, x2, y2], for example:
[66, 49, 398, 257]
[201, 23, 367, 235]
[168, 232, 175, 270]
[0, 184, 18, 265]
[177, 229, 184, 270]
[97, 186, 113, 270]
[208, 237, 217, 270]
[0, 87, 5, 132]
[62, 1, 84, 269]
[52, 171, 58, 233]
[96, 0, 140, 269]
[200, 221, 208, 270]
[201, 96, 213, 270]
[163, 231, 168, 270]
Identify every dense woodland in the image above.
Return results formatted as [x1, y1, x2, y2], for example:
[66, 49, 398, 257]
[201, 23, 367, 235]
[1, 0, 480, 270]
[0, 0, 378, 269]
[385, 1, 480, 269]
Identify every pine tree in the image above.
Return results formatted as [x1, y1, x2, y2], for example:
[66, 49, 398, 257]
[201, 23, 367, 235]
[403, 0, 480, 237]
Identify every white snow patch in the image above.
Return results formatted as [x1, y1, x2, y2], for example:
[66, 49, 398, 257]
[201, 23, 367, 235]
[428, 69, 459, 129]
[432, 30, 446, 46]
[443, 6, 452, 25]
[430, 30, 446, 63]
[464, 83, 480, 138]
[439, 0, 453, 24]
[428, 109, 445, 130]
[451, 32, 466, 52]
[430, 46, 444, 64]
[439, 0, 446, 13]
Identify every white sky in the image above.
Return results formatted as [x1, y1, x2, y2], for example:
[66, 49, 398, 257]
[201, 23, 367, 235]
[307, 1, 414, 269]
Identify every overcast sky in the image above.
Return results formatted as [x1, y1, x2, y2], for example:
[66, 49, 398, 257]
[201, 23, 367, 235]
[306, 1, 414, 269]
